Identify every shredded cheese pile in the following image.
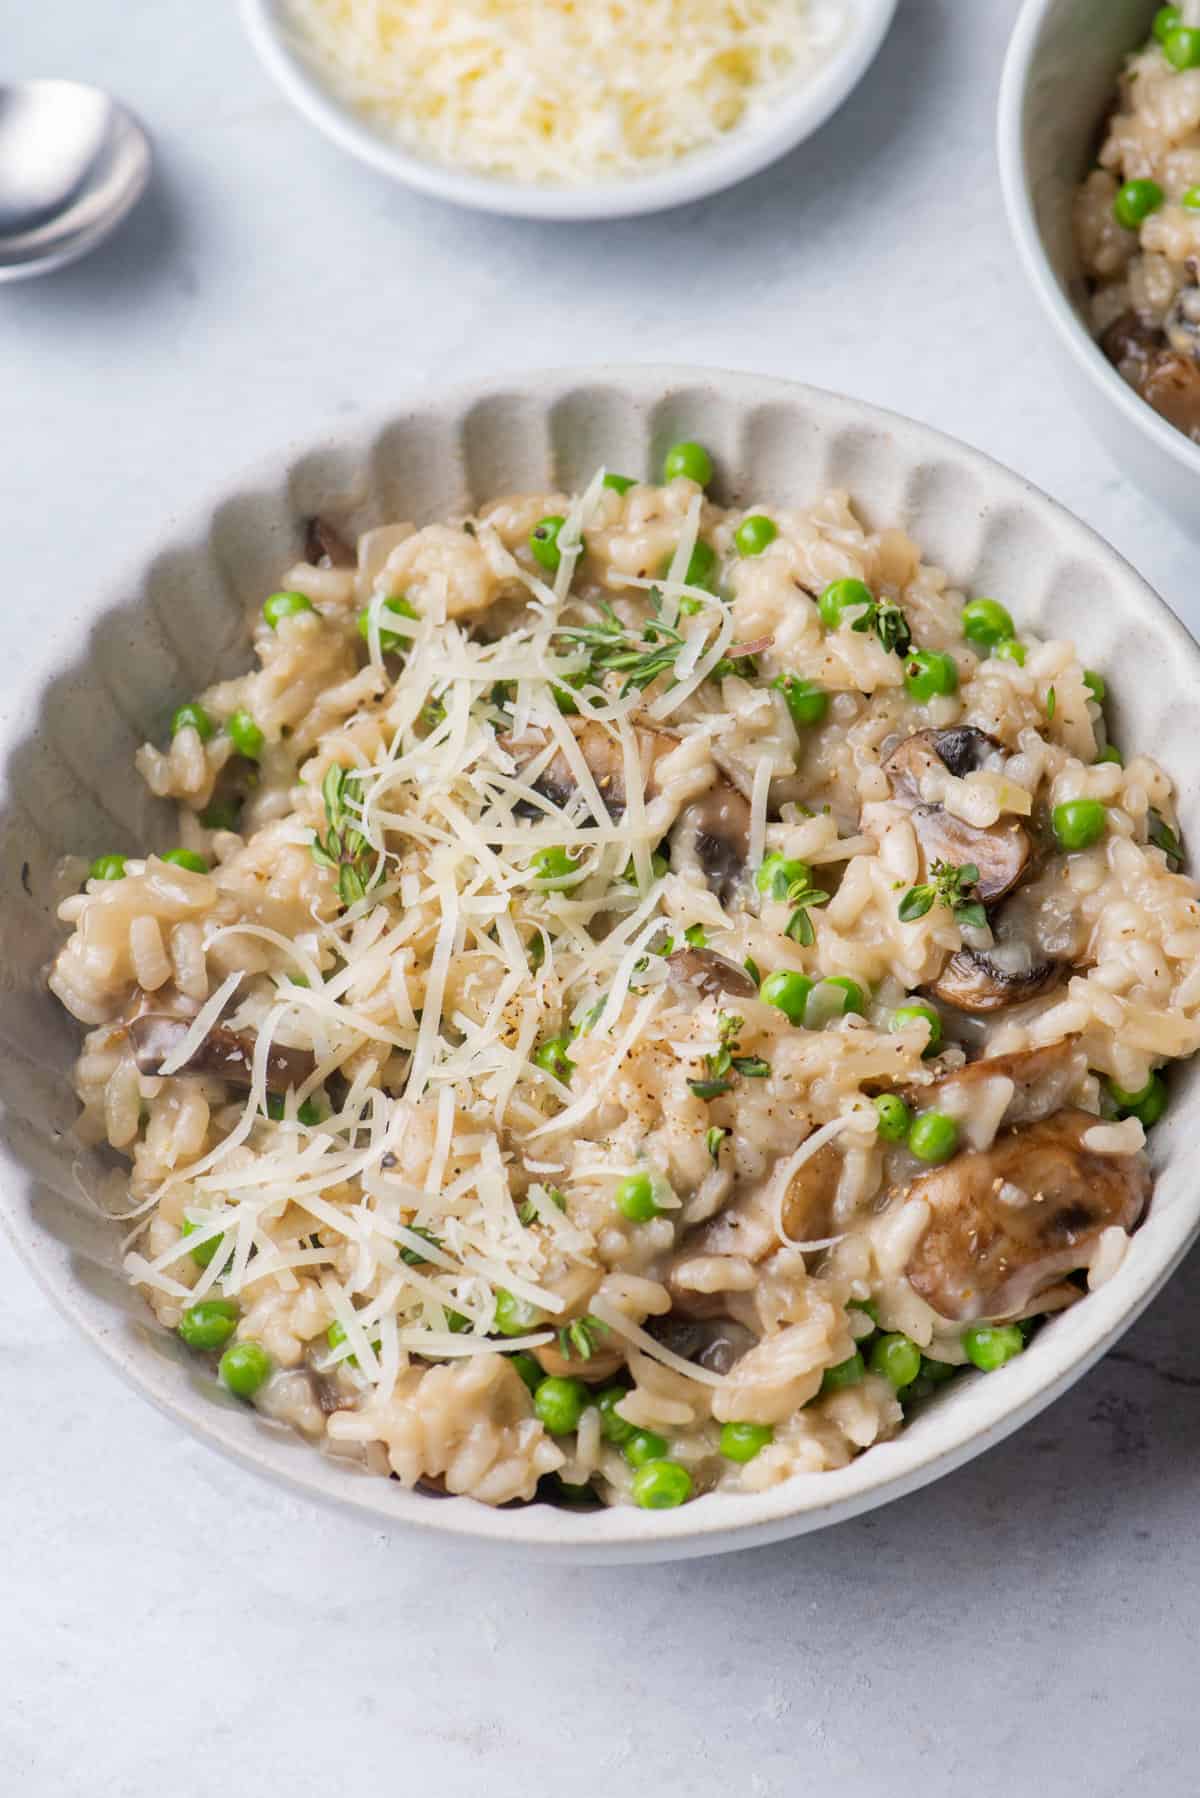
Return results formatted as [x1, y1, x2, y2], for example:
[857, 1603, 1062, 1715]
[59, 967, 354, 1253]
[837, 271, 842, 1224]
[284, 0, 847, 185]
[128, 471, 777, 1399]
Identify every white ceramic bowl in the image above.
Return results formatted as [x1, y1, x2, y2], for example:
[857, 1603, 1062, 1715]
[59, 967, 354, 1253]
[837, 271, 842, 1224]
[4, 367, 1199, 1562]
[999, 0, 1200, 530]
[239, 0, 898, 220]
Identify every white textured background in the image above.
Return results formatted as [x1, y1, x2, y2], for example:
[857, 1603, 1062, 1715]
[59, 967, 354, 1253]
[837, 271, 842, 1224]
[3, 1, 1196, 1791]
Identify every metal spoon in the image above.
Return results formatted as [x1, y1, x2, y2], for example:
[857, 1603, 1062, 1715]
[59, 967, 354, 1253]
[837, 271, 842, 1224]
[0, 80, 150, 282]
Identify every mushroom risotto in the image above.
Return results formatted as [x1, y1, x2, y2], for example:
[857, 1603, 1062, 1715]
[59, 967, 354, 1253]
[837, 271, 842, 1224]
[49, 444, 1200, 1511]
[1077, 2, 1200, 440]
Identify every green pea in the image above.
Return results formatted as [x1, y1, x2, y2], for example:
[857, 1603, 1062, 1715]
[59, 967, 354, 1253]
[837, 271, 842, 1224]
[994, 638, 1027, 666]
[719, 1421, 774, 1461]
[325, 1318, 381, 1368]
[908, 1111, 960, 1164]
[818, 577, 876, 632]
[734, 515, 778, 557]
[1052, 799, 1107, 852]
[493, 1289, 544, 1337]
[530, 516, 573, 573]
[181, 1218, 223, 1268]
[874, 1092, 912, 1141]
[1165, 25, 1200, 69]
[756, 853, 810, 900]
[962, 599, 1014, 649]
[227, 708, 265, 761]
[1096, 744, 1123, 766]
[509, 1351, 545, 1394]
[603, 472, 636, 494]
[177, 1297, 239, 1352]
[963, 1323, 1025, 1372]
[530, 845, 581, 887]
[218, 1340, 273, 1399]
[263, 590, 313, 629]
[88, 854, 126, 882]
[596, 1385, 637, 1446]
[824, 975, 865, 1017]
[1083, 670, 1107, 703]
[662, 539, 717, 593]
[358, 594, 418, 654]
[869, 1332, 922, 1389]
[1106, 1072, 1167, 1128]
[849, 1297, 880, 1326]
[445, 1308, 472, 1334]
[534, 1376, 589, 1435]
[820, 1353, 866, 1395]
[891, 1001, 942, 1057]
[160, 848, 209, 874]
[624, 1429, 669, 1467]
[532, 1037, 575, 1083]
[920, 1355, 956, 1384]
[904, 649, 959, 701]
[1184, 186, 1200, 210]
[616, 1171, 660, 1222]
[760, 970, 814, 1026]
[662, 441, 714, 486]
[1113, 177, 1166, 231]
[1155, 6, 1182, 44]
[774, 674, 829, 730]
[171, 702, 214, 742]
[632, 1459, 693, 1508]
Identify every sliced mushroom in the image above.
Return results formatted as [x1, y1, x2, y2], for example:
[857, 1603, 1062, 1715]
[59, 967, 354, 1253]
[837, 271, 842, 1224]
[902, 1040, 1087, 1135]
[904, 1108, 1149, 1322]
[690, 1142, 841, 1265]
[304, 516, 356, 569]
[646, 1313, 755, 1376]
[881, 729, 1030, 905]
[1101, 310, 1200, 440]
[532, 1336, 625, 1384]
[672, 783, 752, 905]
[666, 945, 759, 1001]
[928, 942, 1063, 1012]
[500, 720, 670, 819]
[128, 1014, 317, 1095]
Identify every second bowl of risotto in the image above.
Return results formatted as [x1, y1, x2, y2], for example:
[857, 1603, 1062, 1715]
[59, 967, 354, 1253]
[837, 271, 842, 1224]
[4, 368, 1200, 1559]
[1000, 0, 1200, 528]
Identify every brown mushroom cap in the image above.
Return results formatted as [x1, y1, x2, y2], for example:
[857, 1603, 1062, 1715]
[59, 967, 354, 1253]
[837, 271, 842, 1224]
[900, 1040, 1087, 1133]
[666, 945, 759, 1001]
[881, 728, 1031, 906]
[532, 1337, 626, 1384]
[672, 784, 751, 904]
[1100, 310, 1200, 440]
[127, 1014, 317, 1096]
[500, 720, 669, 818]
[904, 1108, 1149, 1322]
[928, 943, 1063, 1013]
[687, 1141, 841, 1266]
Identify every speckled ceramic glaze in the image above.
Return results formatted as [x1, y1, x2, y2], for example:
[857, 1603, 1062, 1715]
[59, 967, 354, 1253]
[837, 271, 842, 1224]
[2, 368, 1197, 1561]
[999, 0, 1200, 530]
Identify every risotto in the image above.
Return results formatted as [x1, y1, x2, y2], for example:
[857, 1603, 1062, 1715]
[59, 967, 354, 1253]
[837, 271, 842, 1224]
[1076, 2, 1200, 440]
[48, 443, 1199, 1511]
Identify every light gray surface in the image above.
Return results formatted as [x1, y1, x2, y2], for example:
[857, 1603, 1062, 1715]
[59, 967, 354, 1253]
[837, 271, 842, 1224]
[2, 0, 1195, 1790]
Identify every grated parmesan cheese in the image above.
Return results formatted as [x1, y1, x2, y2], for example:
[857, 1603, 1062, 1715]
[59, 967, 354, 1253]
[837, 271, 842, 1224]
[283, 0, 848, 188]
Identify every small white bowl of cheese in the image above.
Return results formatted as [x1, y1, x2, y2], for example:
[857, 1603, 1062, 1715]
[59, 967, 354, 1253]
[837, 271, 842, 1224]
[239, 0, 898, 220]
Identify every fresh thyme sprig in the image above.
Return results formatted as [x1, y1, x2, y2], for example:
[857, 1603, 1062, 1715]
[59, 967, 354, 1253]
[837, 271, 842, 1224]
[874, 597, 912, 658]
[556, 596, 760, 697]
[1149, 810, 1184, 870]
[309, 763, 383, 907]
[557, 1315, 608, 1361]
[898, 859, 986, 930]
[689, 1012, 770, 1100]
